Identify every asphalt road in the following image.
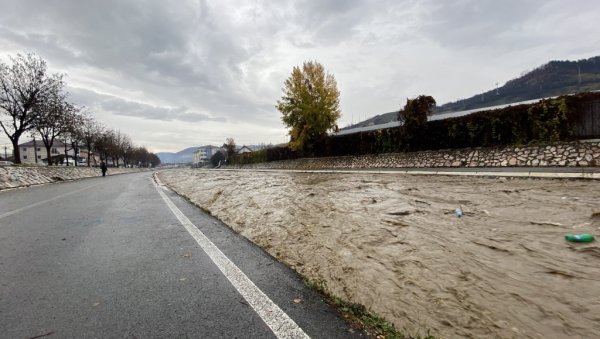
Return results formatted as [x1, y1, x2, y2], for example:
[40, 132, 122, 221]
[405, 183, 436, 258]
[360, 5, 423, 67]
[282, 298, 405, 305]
[0, 172, 364, 339]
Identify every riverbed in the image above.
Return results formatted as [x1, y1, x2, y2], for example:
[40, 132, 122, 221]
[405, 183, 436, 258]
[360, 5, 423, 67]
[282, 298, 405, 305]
[157, 169, 600, 338]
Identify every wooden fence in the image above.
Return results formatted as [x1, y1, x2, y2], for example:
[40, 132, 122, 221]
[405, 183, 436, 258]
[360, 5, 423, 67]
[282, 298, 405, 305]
[573, 99, 600, 138]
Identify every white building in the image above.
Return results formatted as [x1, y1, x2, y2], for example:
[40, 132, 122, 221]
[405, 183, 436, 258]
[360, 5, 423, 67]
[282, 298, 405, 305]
[193, 145, 222, 166]
[18, 139, 85, 165]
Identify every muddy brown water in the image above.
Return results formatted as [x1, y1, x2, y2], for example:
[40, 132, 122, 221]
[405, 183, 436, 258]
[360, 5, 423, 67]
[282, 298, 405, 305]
[157, 169, 600, 338]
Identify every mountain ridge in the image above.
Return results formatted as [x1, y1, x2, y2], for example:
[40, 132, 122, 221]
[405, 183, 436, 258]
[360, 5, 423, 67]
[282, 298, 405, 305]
[342, 55, 600, 130]
[156, 146, 200, 164]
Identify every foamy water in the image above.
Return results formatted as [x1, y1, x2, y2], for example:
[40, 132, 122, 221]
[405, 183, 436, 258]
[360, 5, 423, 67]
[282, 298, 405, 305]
[158, 169, 600, 338]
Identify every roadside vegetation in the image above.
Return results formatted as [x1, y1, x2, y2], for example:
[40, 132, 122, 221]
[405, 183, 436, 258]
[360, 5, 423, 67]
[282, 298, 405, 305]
[219, 56, 600, 166]
[302, 276, 436, 339]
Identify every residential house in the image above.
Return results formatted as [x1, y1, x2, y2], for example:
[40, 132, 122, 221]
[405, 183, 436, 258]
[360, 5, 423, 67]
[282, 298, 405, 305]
[237, 145, 253, 154]
[18, 139, 87, 165]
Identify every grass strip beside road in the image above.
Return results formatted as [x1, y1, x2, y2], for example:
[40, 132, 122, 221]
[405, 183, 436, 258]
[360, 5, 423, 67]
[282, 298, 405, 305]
[302, 276, 436, 339]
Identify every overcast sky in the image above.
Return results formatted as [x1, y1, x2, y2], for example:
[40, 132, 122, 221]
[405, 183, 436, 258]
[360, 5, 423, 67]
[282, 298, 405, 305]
[1, 0, 599, 152]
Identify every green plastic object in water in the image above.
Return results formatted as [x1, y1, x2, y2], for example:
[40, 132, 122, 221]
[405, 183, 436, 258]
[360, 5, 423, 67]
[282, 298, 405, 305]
[565, 234, 595, 243]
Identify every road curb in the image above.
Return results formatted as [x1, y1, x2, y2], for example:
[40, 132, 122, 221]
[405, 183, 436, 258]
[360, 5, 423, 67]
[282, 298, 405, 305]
[216, 168, 600, 180]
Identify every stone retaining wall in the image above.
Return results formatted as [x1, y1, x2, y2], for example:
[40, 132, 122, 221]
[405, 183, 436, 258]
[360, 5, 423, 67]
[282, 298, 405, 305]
[0, 166, 148, 190]
[232, 141, 600, 170]
[4, 141, 596, 190]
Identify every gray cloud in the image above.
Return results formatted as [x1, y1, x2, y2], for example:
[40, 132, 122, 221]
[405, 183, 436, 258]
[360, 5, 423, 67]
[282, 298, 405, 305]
[1, 0, 599, 151]
[69, 87, 224, 123]
[418, 0, 594, 51]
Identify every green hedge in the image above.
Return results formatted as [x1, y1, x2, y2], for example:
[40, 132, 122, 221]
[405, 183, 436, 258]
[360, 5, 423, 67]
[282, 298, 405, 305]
[232, 145, 299, 165]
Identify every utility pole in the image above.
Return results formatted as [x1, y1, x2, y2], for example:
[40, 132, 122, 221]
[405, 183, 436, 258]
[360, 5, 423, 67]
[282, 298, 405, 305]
[74, 142, 79, 167]
[578, 63, 582, 85]
[33, 137, 38, 164]
[64, 138, 69, 166]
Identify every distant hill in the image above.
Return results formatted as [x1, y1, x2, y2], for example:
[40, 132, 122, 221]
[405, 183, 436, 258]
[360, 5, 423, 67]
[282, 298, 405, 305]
[342, 55, 600, 130]
[341, 111, 398, 131]
[156, 147, 199, 164]
[157, 144, 274, 164]
[438, 56, 600, 113]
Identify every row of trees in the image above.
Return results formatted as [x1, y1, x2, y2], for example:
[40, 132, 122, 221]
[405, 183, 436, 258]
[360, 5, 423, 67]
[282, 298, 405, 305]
[76, 118, 160, 167]
[0, 53, 159, 166]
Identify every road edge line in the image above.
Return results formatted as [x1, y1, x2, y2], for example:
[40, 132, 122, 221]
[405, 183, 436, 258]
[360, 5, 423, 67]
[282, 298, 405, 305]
[152, 175, 310, 339]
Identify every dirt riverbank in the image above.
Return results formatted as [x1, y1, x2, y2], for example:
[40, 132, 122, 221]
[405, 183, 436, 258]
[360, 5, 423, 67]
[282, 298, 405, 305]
[157, 169, 600, 338]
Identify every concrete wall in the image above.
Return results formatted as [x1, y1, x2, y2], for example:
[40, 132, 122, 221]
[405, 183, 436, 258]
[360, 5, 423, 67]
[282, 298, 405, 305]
[0, 166, 148, 190]
[231, 141, 600, 170]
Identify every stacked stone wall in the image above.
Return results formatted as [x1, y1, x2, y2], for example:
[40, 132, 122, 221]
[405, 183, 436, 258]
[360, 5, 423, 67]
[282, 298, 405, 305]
[3, 141, 598, 190]
[0, 166, 147, 190]
[232, 141, 600, 170]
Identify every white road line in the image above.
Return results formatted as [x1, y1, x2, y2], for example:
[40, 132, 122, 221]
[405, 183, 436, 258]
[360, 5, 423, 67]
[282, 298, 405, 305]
[0, 183, 101, 220]
[153, 179, 310, 339]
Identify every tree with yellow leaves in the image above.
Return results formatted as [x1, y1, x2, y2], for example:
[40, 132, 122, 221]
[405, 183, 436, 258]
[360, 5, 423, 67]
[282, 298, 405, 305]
[276, 61, 341, 155]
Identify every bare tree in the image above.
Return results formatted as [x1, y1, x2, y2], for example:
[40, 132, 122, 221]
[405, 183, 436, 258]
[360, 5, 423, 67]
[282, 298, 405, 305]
[76, 112, 103, 166]
[34, 89, 78, 165]
[125, 146, 160, 168]
[130, 146, 146, 167]
[130, 146, 148, 167]
[148, 153, 161, 167]
[108, 130, 129, 167]
[64, 110, 85, 166]
[224, 137, 236, 159]
[0, 53, 64, 163]
[118, 132, 133, 167]
[94, 129, 116, 164]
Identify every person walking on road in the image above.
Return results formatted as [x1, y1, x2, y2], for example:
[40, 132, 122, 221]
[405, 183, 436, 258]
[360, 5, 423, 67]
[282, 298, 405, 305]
[100, 161, 107, 177]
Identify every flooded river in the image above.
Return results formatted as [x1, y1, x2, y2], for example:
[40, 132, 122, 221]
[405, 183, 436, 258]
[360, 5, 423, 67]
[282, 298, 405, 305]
[157, 169, 600, 338]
